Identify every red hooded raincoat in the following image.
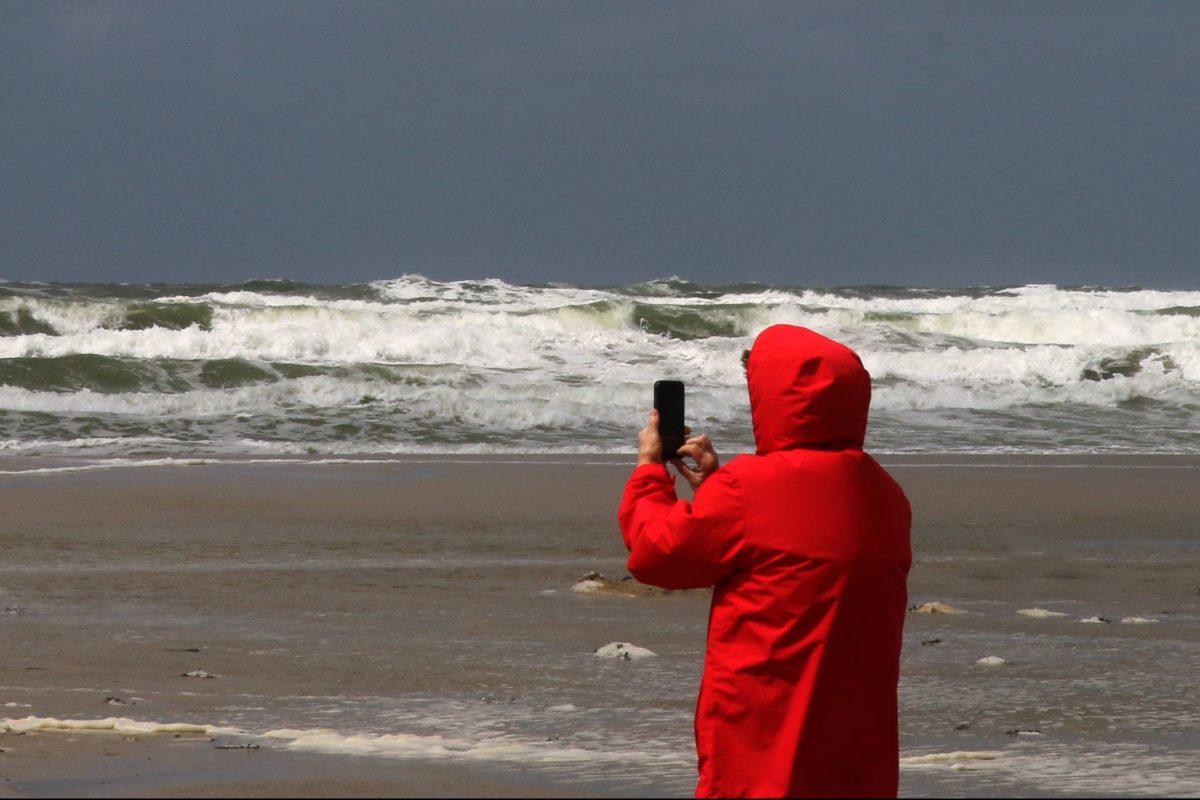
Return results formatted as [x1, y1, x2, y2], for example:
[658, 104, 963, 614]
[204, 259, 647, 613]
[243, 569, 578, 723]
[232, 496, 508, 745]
[618, 325, 912, 798]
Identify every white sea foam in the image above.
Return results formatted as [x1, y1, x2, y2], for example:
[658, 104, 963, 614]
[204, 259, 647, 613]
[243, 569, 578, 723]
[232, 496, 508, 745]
[0, 715, 689, 769]
[4, 278, 1200, 457]
[263, 727, 592, 763]
[918, 741, 1200, 796]
[0, 715, 236, 736]
[900, 750, 1003, 768]
[259, 726, 690, 766]
[1017, 608, 1069, 618]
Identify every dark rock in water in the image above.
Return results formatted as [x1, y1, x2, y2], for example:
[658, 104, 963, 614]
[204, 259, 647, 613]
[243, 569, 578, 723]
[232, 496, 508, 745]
[921, 638, 942, 646]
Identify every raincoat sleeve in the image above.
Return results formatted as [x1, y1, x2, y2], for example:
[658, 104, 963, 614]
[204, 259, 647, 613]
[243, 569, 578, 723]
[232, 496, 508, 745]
[617, 463, 744, 590]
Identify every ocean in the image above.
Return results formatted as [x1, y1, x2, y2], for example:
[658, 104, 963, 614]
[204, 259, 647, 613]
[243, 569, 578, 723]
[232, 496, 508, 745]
[2, 276, 1198, 465]
[3, 277, 1199, 797]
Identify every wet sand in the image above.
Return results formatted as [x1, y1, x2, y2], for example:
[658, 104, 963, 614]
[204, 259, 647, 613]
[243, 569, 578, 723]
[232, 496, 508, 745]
[2, 453, 1199, 797]
[0, 731, 593, 798]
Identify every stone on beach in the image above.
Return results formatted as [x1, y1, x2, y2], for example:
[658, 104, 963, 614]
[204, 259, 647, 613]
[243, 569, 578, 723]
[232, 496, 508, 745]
[975, 656, 1009, 666]
[593, 642, 657, 661]
[909, 601, 962, 614]
[571, 572, 667, 598]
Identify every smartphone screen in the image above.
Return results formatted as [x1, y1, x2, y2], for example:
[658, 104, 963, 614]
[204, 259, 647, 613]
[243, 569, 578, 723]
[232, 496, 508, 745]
[653, 380, 685, 460]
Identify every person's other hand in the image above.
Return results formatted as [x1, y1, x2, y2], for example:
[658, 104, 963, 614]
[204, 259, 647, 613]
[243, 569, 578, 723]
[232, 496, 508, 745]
[637, 409, 663, 466]
[672, 430, 720, 489]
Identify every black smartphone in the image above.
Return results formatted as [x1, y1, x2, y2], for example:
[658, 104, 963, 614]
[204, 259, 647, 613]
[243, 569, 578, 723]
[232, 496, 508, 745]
[653, 380, 685, 460]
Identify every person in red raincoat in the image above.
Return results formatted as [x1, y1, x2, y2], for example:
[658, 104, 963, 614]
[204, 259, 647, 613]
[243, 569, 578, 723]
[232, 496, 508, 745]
[618, 324, 912, 798]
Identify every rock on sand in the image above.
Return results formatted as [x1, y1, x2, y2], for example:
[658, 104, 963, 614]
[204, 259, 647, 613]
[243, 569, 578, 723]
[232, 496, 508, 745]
[975, 656, 1009, 666]
[593, 642, 657, 661]
[909, 601, 962, 614]
[571, 572, 669, 598]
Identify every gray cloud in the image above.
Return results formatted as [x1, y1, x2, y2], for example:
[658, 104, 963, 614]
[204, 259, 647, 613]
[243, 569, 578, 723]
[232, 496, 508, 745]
[1, 0, 1197, 288]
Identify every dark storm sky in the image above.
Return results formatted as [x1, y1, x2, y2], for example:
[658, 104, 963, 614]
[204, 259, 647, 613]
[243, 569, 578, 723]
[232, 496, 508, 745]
[1, 1, 1197, 288]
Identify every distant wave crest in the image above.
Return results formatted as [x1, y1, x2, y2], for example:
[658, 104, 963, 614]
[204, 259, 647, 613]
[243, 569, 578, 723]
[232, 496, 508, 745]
[1, 276, 1198, 457]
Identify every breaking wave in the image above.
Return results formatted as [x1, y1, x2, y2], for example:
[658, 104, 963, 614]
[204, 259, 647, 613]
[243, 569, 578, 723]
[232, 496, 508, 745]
[1, 277, 1198, 457]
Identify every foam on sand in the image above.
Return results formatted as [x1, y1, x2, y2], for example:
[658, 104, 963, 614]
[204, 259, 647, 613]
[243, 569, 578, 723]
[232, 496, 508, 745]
[593, 642, 657, 661]
[259, 727, 690, 766]
[2, 716, 692, 770]
[901, 750, 1003, 769]
[1017, 608, 1069, 618]
[975, 656, 1010, 666]
[909, 601, 962, 614]
[0, 716, 236, 736]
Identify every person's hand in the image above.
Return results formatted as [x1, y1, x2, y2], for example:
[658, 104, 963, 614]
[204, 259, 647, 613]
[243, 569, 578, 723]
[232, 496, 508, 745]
[637, 409, 664, 466]
[672, 430, 720, 489]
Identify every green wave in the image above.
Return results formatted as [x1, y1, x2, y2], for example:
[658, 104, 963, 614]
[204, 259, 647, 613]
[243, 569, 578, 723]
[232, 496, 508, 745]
[0, 356, 460, 394]
[0, 355, 189, 393]
[1146, 306, 1200, 317]
[632, 302, 756, 340]
[0, 306, 57, 336]
[119, 302, 213, 331]
[1080, 347, 1176, 382]
[198, 359, 278, 389]
[863, 311, 919, 324]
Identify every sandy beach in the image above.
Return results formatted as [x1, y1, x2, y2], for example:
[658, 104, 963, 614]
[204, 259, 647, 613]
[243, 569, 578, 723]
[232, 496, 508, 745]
[3, 454, 1199, 797]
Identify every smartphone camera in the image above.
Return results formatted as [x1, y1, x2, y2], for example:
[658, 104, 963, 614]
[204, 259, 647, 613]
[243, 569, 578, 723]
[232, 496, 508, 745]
[653, 380, 685, 460]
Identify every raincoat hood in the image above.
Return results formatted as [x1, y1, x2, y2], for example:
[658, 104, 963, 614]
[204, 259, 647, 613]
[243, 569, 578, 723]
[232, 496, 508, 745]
[747, 325, 871, 454]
